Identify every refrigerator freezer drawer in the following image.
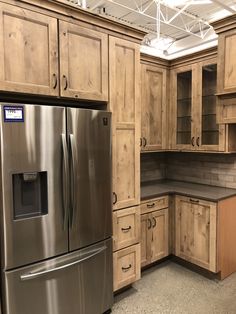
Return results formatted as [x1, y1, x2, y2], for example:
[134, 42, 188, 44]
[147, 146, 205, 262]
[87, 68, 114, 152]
[3, 238, 113, 314]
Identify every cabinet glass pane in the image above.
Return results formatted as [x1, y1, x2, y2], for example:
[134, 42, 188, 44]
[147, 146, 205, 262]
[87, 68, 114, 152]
[177, 71, 192, 145]
[202, 64, 219, 145]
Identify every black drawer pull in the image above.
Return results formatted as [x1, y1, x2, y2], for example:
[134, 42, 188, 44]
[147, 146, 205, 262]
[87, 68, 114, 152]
[122, 264, 132, 272]
[152, 217, 157, 228]
[147, 203, 155, 208]
[148, 218, 152, 229]
[190, 198, 199, 203]
[113, 192, 118, 205]
[121, 226, 131, 233]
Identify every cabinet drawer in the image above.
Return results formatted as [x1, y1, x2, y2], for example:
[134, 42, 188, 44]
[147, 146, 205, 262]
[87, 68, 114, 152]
[141, 196, 168, 214]
[113, 244, 141, 291]
[113, 206, 140, 251]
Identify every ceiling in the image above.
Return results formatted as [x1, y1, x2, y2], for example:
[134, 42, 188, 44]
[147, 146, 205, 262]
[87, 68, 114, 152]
[67, 0, 236, 59]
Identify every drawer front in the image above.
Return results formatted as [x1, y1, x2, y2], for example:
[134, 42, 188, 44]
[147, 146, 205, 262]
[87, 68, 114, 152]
[113, 206, 140, 251]
[113, 244, 141, 291]
[141, 196, 168, 214]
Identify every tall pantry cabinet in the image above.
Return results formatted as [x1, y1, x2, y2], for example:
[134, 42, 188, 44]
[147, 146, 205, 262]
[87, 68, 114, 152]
[109, 36, 141, 291]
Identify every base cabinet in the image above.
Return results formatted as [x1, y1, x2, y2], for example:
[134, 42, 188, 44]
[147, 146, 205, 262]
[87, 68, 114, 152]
[113, 244, 141, 291]
[141, 198, 169, 268]
[175, 195, 217, 272]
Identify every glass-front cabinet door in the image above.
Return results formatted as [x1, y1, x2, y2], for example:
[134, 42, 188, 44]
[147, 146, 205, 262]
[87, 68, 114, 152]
[170, 65, 196, 150]
[198, 60, 225, 151]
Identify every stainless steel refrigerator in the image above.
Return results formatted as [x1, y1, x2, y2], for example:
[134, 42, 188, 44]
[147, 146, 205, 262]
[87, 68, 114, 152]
[0, 104, 113, 314]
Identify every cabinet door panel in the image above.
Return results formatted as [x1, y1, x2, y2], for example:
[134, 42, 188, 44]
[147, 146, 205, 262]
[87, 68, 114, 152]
[109, 37, 140, 210]
[0, 3, 58, 96]
[151, 209, 169, 262]
[141, 213, 152, 267]
[141, 64, 166, 151]
[113, 206, 140, 251]
[59, 21, 108, 101]
[175, 196, 217, 272]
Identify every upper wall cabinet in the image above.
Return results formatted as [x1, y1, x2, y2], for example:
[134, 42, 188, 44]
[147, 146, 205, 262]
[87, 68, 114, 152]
[0, 3, 58, 96]
[169, 58, 226, 152]
[59, 21, 108, 101]
[211, 16, 236, 124]
[109, 36, 140, 211]
[140, 57, 168, 152]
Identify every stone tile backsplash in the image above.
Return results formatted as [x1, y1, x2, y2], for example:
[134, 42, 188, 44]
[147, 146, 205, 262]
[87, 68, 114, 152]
[141, 152, 236, 189]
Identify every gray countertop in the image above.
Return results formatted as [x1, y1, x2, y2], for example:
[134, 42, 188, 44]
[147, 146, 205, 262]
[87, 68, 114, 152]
[141, 180, 236, 202]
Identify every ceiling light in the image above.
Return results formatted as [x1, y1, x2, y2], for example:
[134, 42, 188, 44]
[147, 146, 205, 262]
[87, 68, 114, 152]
[149, 36, 175, 51]
[162, 0, 212, 7]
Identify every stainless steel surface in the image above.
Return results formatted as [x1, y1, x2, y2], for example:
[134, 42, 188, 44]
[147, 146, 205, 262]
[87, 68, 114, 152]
[67, 108, 112, 251]
[69, 133, 77, 228]
[20, 245, 107, 280]
[0, 104, 68, 270]
[3, 238, 113, 314]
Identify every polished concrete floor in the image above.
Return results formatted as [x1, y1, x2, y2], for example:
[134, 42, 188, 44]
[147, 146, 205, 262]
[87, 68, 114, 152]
[112, 261, 236, 314]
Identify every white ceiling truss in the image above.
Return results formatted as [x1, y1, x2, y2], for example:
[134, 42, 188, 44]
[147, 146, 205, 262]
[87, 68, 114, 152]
[66, 0, 236, 58]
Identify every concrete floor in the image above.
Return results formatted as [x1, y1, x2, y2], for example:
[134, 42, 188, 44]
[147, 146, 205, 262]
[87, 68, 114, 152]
[112, 261, 236, 314]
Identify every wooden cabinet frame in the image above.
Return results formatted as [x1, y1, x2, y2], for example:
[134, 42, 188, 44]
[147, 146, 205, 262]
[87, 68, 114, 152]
[170, 59, 226, 152]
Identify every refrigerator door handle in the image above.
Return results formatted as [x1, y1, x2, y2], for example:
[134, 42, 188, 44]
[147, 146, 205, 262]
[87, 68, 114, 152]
[61, 134, 70, 230]
[69, 134, 77, 228]
[20, 245, 107, 281]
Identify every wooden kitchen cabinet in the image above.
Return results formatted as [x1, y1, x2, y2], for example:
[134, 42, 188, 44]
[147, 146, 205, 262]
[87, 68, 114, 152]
[59, 21, 108, 101]
[113, 206, 140, 251]
[113, 244, 141, 291]
[140, 55, 168, 151]
[211, 16, 236, 123]
[109, 36, 140, 210]
[0, 3, 59, 96]
[170, 56, 226, 152]
[175, 195, 217, 272]
[141, 198, 169, 268]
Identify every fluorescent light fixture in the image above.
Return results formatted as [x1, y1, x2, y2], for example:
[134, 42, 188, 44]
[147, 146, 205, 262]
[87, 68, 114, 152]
[162, 0, 212, 7]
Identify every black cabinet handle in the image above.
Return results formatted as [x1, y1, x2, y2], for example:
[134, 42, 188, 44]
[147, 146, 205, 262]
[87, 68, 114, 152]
[191, 136, 195, 147]
[152, 217, 157, 228]
[196, 137, 200, 147]
[122, 264, 132, 272]
[190, 198, 199, 204]
[121, 226, 131, 233]
[63, 75, 68, 90]
[147, 203, 155, 208]
[143, 137, 147, 147]
[147, 218, 152, 229]
[52, 73, 57, 89]
[140, 138, 143, 147]
[113, 192, 117, 205]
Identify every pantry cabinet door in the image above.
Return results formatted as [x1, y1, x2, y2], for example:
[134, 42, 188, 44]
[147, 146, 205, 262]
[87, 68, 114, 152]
[109, 36, 140, 210]
[59, 21, 108, 101]
[0, 3, 58, 96]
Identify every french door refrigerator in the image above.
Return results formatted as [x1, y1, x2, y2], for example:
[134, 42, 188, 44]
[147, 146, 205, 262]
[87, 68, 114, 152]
[0, 104, 113, 314]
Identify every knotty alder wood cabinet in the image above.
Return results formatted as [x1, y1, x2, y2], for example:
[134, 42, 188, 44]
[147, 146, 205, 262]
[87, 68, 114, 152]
[169, 52, 236, 153]
[141, 197, 169, 268]
[175, 195, 236, 279]
[211, 15, 236, 123]
[140, 54, 169, 151]
[109, 36, 141, 211]
[0, 2, 108, 100]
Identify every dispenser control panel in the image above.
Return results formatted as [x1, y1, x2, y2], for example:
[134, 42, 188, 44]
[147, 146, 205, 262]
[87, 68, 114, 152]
[3, 106, 24, 122]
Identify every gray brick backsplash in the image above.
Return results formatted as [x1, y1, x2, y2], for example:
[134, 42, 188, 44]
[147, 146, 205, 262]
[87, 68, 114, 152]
[141, 152, 236, 189]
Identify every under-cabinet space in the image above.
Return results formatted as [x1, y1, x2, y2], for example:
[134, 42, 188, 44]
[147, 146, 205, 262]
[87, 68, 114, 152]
[113, 244, 141, 291]
[113, 206, 140, 251]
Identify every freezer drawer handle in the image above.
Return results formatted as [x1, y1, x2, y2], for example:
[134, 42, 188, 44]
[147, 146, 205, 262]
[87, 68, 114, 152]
[20, 245, 107, 281]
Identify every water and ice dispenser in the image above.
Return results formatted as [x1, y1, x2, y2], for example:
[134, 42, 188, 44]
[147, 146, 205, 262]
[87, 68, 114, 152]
[12, 172, 48, 220]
